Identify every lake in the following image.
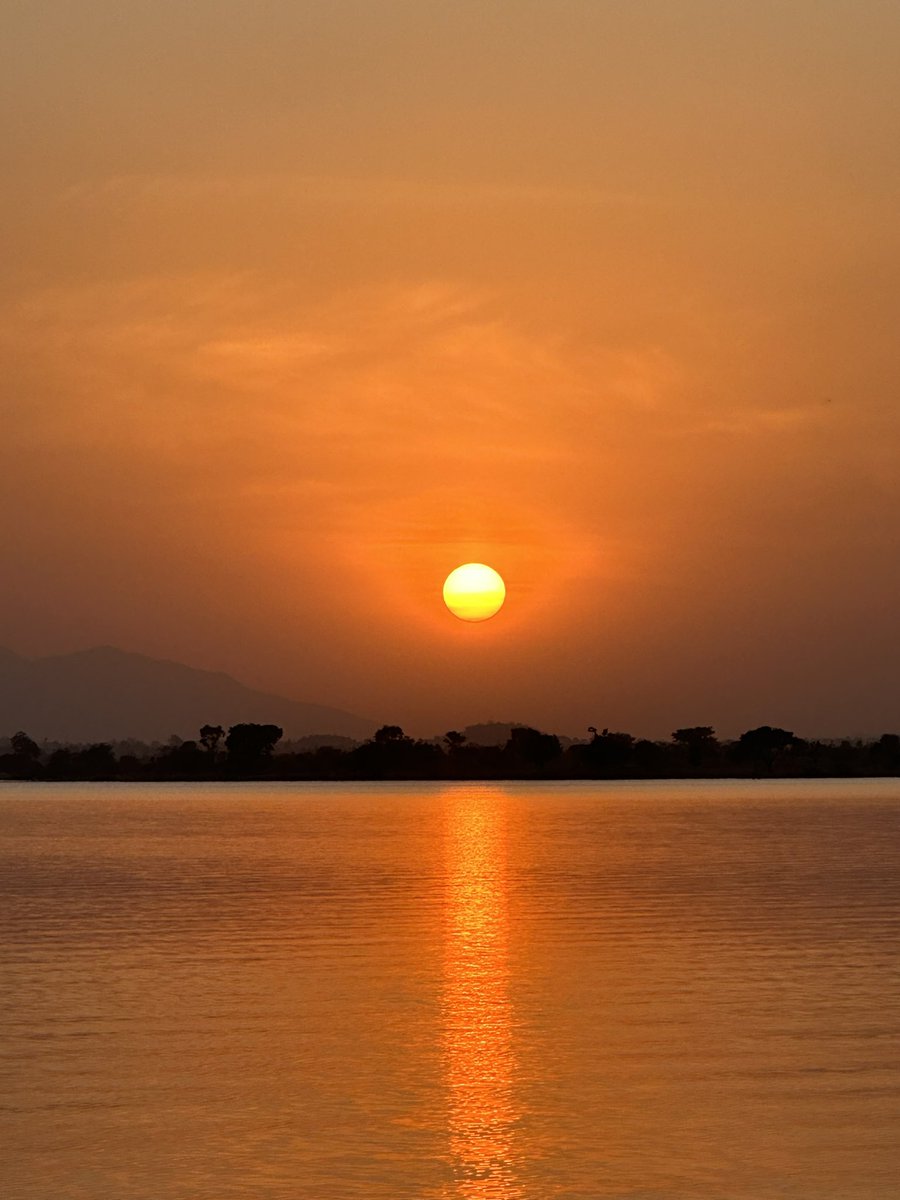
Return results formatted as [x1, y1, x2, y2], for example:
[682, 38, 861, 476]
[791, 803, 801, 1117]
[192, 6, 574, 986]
[2, 779, 899, 1199]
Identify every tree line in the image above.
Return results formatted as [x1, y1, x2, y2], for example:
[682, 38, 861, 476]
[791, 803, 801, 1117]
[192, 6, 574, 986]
[1, 722, 899, 781]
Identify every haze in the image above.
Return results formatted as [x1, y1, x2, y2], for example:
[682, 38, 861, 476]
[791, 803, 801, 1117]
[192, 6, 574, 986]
[3, 2, 899, 738]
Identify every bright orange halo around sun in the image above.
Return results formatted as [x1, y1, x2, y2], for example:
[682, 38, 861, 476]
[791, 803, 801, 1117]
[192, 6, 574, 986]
[443, 563, 506, 622]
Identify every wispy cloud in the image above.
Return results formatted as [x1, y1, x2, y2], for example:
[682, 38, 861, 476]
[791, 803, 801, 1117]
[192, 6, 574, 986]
[59, 172, 659, 213]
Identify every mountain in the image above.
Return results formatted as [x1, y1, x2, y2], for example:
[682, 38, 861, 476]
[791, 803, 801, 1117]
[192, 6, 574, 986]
[0, 646, 374, 743]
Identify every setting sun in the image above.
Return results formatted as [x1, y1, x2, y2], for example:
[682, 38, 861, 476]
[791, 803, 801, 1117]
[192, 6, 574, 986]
[443, 563, 506, 623]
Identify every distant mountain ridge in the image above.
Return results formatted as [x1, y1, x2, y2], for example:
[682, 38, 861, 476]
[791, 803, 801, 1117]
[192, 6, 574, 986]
[0, 646, 374, 743]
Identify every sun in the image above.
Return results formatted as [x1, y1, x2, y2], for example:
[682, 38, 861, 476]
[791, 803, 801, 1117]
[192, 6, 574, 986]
[443, 563, 506, 622]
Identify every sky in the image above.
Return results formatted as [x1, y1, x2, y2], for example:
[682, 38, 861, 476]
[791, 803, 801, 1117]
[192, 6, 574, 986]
[2, 1, 899, 738]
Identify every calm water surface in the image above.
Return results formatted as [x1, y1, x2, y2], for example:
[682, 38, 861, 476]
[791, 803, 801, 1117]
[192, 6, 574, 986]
[2, 780, 899, 1199]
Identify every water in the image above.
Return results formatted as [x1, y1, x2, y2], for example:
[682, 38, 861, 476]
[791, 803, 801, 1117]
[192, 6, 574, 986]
[2, 779, 899, 1199]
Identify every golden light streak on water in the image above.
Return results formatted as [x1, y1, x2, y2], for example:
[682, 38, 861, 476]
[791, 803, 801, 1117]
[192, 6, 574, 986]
[441, 788, 524, 1200]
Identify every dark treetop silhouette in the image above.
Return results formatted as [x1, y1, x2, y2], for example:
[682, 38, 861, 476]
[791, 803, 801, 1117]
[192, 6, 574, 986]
[1, 723, 898, 782]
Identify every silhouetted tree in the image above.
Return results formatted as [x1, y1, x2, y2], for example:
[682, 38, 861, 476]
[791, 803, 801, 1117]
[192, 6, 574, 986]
[116, 753, 142, 777]
[0, 730, 43, 778]
[734, 726, 796, 774]
[505, 727, 562, 774]
[576, 728, 635, 776]
[442, 739, 507, 780]
[829, 738, 866, 777]
[47, 743, 118, 780]
[351, 725, 443, 779]
[631, 738, 668, 775]
[11, 731, 40, 761]
[199, 724, 225, 760]
[155, 739, 206, 778]
[45, 748, 75, 779]
[672, 726, 719, 770]
[226, 723, 283, 771]
[12, 711, 899, 781]
[374, 725, 406, 745]
[871, 733, 900, 774]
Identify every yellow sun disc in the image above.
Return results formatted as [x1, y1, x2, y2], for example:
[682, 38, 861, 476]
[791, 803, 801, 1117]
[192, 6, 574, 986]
[443, 563, 506, 622]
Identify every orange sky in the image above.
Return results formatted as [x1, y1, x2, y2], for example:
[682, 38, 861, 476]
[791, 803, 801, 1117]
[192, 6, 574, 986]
[2, 1, 899, 737]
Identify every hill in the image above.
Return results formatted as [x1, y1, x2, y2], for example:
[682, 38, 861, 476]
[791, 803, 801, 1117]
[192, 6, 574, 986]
[0, 646, 373, 743]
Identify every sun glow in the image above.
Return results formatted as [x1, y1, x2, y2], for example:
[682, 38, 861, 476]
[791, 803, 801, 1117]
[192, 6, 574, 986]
[443, 563, 506, 623]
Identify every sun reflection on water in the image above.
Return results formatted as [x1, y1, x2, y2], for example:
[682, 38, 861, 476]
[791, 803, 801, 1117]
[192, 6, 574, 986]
[442, 788, 524, 1199]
